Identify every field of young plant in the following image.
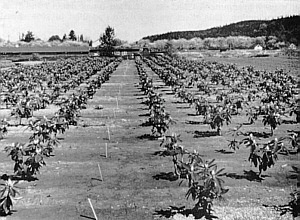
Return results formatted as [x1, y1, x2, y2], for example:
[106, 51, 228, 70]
[0, 54, 299, 220]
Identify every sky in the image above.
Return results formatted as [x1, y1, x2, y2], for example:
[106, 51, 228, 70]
[0, 0, 299, 43]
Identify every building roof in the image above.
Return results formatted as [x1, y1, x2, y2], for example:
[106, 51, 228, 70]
[0, 46, 89, 54]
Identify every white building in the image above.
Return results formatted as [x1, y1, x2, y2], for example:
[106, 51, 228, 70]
[254, 45, 263, 51]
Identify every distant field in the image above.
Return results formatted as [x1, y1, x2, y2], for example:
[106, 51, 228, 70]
[178, 50, 300, 78]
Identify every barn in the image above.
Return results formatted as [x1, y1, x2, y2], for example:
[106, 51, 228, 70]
[0, 46, 90, 55]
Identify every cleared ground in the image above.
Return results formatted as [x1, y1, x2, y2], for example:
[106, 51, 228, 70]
[0, 58, 299, 220]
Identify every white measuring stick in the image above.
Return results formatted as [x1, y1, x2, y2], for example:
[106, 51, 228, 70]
[88, 198, 98, 220]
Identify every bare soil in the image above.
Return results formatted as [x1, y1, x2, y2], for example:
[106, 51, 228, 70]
[0, 59, 299, 220]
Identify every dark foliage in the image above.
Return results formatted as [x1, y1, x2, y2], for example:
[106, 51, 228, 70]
[143, 16, 300, 45]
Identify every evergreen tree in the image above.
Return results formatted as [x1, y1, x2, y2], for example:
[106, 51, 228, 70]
[99, 26, 116, 50]
[69, 30, 77, 41]
[23, 31, 35, 42]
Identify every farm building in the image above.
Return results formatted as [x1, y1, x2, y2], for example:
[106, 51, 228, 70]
[288, 43, 297, 50]
[114, 48, 140, 59]
[90, 46, 140, 58]
[254, 45, 263, 51]
[0, 46, 90, 55]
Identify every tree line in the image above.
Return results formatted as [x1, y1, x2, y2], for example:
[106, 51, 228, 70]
[138, 35, 289, 51]
[17, 26, 124, 49]
[143, 15, 300, 46]
[20, 30, 92, 46]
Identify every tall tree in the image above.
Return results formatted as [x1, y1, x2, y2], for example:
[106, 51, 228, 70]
[23, 31, 35, 42]
[48, 35, 61, 42]
[99, 26, 116, 50]
[69, 30, 77, 41]
[79, 34, 84, 42]
[62, 34, 67, 41]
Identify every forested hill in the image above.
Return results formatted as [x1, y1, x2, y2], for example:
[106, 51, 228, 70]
[142, 15, 300, 44]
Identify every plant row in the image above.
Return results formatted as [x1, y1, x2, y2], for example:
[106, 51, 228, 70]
[142, 55, 299, 218]
[135, 57, 228, 219]
[0, 58, 121, 215]
[0, 57, 115, 121]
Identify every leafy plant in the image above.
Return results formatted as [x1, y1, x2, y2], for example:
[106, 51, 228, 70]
[160, 133, 187, 176]
[287, 132, 300, 153]
[185, 159, 228, 219]
[158, 134, 228, 219]
[0, 118, 8, 140]
[246, 107, 259, 124]
[5, 142, 50, 179]
[0, 176, 19, 215]
[240, 134, 287, 176]
[289, 99, 300, 123]
[11, 97, 33, 125]
[271, 166, 300, 218]
[227, 124, 243, 151]
[262, 111, 281, 136]
[207, 106, 231, 136]
[149, 106, 175, 137]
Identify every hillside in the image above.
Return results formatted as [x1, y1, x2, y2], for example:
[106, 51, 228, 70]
[143, 15, 300, 45]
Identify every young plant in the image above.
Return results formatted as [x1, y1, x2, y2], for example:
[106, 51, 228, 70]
[272, 166, 300, 218]
[246, 107, 259, 125]
[227, 124, 243, 151]
[5, 142, 48, 179]
[158, 135, 228, 219]
[207, 106, 231, 136]
[287, 132, 300, 153]
[240, 134, 287, 177]
[11, 98, 33, 125]
[184, 153, 228, 219]
[160, 133, 187, 176]
[289, 99, 300, 123]
[0, 176, 19, 215]
[150, 108, 175, 137]
[262, 111, 281, 136]
[0, 118, 8, 140]
[27, 117, 60, 147]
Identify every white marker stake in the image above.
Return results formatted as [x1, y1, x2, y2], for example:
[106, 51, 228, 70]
[88, 198, 98, 220]
[116, 97, 119, 109]
[107, 126, 111, 141]
[105, 143, 108, 158]
[98, 163, 103, 181]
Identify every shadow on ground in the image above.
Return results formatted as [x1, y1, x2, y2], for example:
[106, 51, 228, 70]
[215, 149, 235, 154]
[242, 131, 271, 138]
[194, 130, 219, 138]
[152, 172, 178, 181]
[154, 206, 218, 219]
[185, 120, 205, 125]
[137, 134, 157, 140]
[225, 170, 270, 182]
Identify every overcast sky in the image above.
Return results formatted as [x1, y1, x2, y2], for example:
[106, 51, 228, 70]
[0, 0, 299, 43]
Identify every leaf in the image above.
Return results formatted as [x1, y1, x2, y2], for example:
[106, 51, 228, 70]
[215, 168, 225, 176]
